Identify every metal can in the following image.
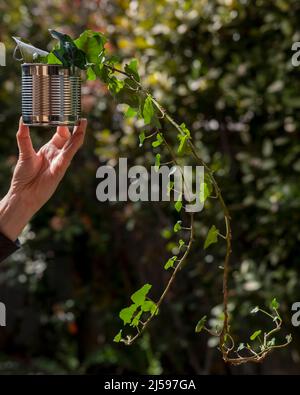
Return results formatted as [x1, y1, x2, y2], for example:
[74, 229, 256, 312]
[21, 64, 81, 126]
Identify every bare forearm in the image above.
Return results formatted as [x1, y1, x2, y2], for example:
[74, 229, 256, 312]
[0, 190, 33, 241]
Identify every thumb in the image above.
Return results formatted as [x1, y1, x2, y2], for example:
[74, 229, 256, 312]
[16, 117, 35, 158]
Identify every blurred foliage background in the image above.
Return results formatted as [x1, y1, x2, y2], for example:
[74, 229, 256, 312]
[1, 0, 300, 374]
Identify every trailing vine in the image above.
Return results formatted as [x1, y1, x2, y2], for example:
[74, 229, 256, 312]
[13, 29, 292, 365]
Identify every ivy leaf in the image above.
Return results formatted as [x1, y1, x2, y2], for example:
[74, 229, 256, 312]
[130, 310, 143, 327]
[152, 133, 163, 147]
[155, 153, 161, 171]
[87, 66, 96, 80]
[204, 225, 219, 249]
[108, 76, 125, 94]
[131, 284, 152, 306]
[175, 199, 183, 212]
[177, 134, 189, 154]
[142, 301, 155, 312]
[49, 29, 86, 69]
[47, 52, 62, 65]
[113, 330, 123, 343]
[177, 123, 191, 154]
[119, 304, 138, 325]
[199, 182, 210, 203]
[74, 29, 106, 64]
[174, 220, 182, 233]
[125, 106, 138, 118]
[195, 316, 207, 333]
[250, 330, 262, 341]
[139, 131, 146, 147]
[143, 96, 154, 125]
[167, 181, 174, 196]
[270, 298, 279, 310]
[164, 256, 177, 270]
[180, 123, 191, 137]
[178, 239, 185, 249]
[125, 58, 140, 82]
[141, 301, 158, 316]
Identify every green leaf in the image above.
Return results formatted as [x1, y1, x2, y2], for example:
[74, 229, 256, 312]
[199, 182, 210, 203]
[155, 153, 161, 171]
[177, 134, 189, 154]
[142, 300, 156, 312]
[113, 330, 123, 343]
[131, 284, 152, 306]
[125, 58, 140, 82]
[87, 66, 96, 80]
[139, 131, 146, 147]
[152, 133, 163, 147]
[49, 29, 87, 69]
[177, 123, 191, 154]
[130, 310, 143, 327]
[47, 52, 62, 65]
[108, 76, 125, 94]
[250, 330, 262, 341]
[164, 256, 177, 270]
[143, 96, 154, 125]
[167, 181, 174, 196]
[119, 304, 138, 325]
[270, 298, 279, 310]
[180, 123, 191, 137]
[195, 316, 207, 333]
[74, 29, 106, 64]
[175, 199, 182, 212]
[174, 220, 182, 233]
[178, 239, 185, 249]
[125, 106, 138, 118]
[204, 225, 219, 249]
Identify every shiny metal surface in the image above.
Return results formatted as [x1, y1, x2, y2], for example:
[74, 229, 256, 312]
[21, 64, 81, 126]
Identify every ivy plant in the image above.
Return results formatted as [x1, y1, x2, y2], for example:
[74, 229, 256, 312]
[13, 30, 292, 365]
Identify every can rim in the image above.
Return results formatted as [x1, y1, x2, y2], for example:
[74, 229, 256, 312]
[21, 63, 65, 67]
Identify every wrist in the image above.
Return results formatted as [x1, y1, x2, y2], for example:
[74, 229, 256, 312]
[0, 189, 33, 241]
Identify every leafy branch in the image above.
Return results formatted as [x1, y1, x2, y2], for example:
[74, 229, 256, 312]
[13, 29, 292, 364]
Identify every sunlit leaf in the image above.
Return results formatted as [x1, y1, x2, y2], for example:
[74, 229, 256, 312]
[131, 284, 152, 306]
[119, 304, 138, 325]
[143, 96, 154, 125]
[250, 330, 262, 341]
[174, 220, 182, 233]
[164, 256, 177, 270]
[204, 225, 219, 249]
[113, 330, 123, 342]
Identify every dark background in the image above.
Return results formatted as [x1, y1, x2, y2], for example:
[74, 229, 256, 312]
[0, 0, 300, 375]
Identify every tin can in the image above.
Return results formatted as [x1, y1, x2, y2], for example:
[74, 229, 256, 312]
[21, 64, 81, 126]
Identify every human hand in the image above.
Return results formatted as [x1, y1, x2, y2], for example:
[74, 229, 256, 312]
[0, 117, 87, 241]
